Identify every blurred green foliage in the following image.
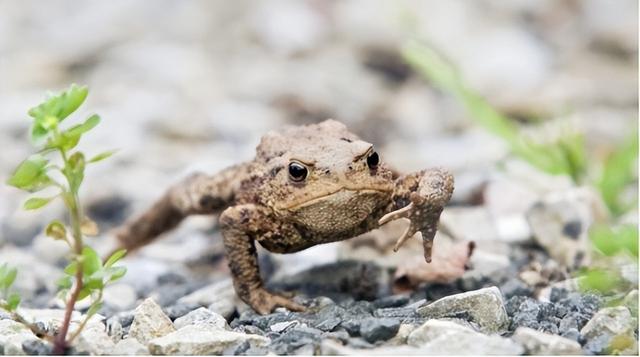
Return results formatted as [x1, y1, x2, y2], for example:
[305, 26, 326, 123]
[402, 40, 588, 183]
[0, 264, 20, 311]
[402, 40, 638, 298]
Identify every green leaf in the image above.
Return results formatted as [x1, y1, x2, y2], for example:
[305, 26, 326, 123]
[45, 220, 67, 241]
[88, 149, 118, 164]
[7, 155, 51, 192]
[104, 249, 127, 268]
[83, 277, 104, 290]
[56, 276, 73, 289]
[0, 266, 17, 290]
[28, 84, 88, 123]
[23, 196, 55, 210]
[64, 261, 78, 275]
[597, 132, 638, 215]
[81, 246, 102, 276]
[66, 114, 100, 137]
[77, 287, 92, 301]
[106, 266, 127, 283]
[579, 268, 624, 294]
[66, 152, 85, 193]
[86, 301, 103, 317]
[7, 293, 20, 311]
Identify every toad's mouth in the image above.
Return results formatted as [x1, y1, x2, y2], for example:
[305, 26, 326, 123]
[279, 187, 391, 211]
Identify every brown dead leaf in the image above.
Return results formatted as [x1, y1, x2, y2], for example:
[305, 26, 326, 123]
[393, 238, 475, 292]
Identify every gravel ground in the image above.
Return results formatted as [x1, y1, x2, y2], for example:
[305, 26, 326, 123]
[0, 0, 637, 355]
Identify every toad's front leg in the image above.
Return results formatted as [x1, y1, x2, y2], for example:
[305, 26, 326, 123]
[379, 168, 454, 262]
[219, 204, 305, 315]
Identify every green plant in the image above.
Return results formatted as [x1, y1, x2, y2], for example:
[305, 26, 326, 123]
[6, 84, 126, 354]
[401, 40, 588, 183]
[0, 264, 20, 312]
[402, 40, 638, 299]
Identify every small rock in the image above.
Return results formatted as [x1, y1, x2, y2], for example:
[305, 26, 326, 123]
[407, 319, 523, 355]
[0, 319, 40, 355]
[581, 306, 638, 355]
[21, 339, 52, 355]
[270, 320, 299, 333]
[148, 325, 269, 355]
[513, 327, 583, 355]
[128, 298, 176, 345]
[174, 307, 228, 330]
[500, 278, 533, 299]
[74, 323, 116, 355]
[359, 318, 400, 343]
[163, 303, 200, 321]
[372, 295, 410, 309]
[526, 188, 598, 268]
[386, 323, 416, 346]
[416, 286, 509, 334]
[112, 338, 149, 355]
[270, 326, 322, 354]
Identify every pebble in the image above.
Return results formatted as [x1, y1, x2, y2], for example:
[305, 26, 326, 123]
[112, 338, 149, 355]
[149, 325, 268, 355]
[359, 318, 401, 343]
[513, 327, 583, 355]
[74, 323, 116, 355]
[128, 298, 176, 345]
[0, 319, 40, 355]
[21, 339, 52, 355]
[406, 319, 523, 355]
[102, 283, 138, 311]
[416, 286, 509, 334]
[173, 307, 228, 330]
[581, 306, 638, 355]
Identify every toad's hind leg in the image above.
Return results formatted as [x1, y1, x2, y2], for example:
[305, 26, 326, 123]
[116, 165, 245, 252]
[219, 204, 305, 315]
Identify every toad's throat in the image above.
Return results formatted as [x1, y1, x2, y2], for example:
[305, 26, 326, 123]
[281, 188, 390, 233]
[280, 187, 391, 211]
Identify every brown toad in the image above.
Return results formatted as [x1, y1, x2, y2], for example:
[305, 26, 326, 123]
[116, 119, 454, 314]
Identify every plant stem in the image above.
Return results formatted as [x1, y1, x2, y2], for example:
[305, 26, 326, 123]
[52, 148, 85, 355]
[66, 289, 102, 344]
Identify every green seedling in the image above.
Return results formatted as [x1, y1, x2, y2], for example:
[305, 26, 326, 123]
[6, 84, 126, 354]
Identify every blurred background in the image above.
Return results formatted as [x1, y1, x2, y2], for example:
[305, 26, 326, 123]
[0, 0, 637, 343]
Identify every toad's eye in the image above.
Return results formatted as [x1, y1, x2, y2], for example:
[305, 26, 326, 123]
[288, 162, 308, 182]
[367, 151, 379, 169]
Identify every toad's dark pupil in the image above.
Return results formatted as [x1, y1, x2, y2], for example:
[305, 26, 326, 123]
[367, 151, 379, 169]
[288, 163, 308, 181]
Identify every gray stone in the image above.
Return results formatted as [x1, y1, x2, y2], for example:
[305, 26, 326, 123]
[359, 318, 400, 343]
[74, 323, 116, 355]
[513, 327, 582, 355]
[269, 320, 299, 333]
[128, 298, 176, 345]
[526, 188, 599, 268]
[0, 319, 40, 355]
[416, 286, 509, 334]
[270, 326, 323, 354]
[21, 339, 52, 355]
[148, 325, 269, 355]
[581, 306, 638, 355]
[112, 338, 149, 355]
[173, 307, 228, 330]
[163, 303, 200, 321]
[407, 319, 523, 355]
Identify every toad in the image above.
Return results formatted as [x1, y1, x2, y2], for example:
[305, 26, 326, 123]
[115, 119, 454, 314]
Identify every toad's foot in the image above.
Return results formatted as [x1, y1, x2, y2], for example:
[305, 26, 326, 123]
[249, 288, 306, 315]
[380, 168, 454, 263]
